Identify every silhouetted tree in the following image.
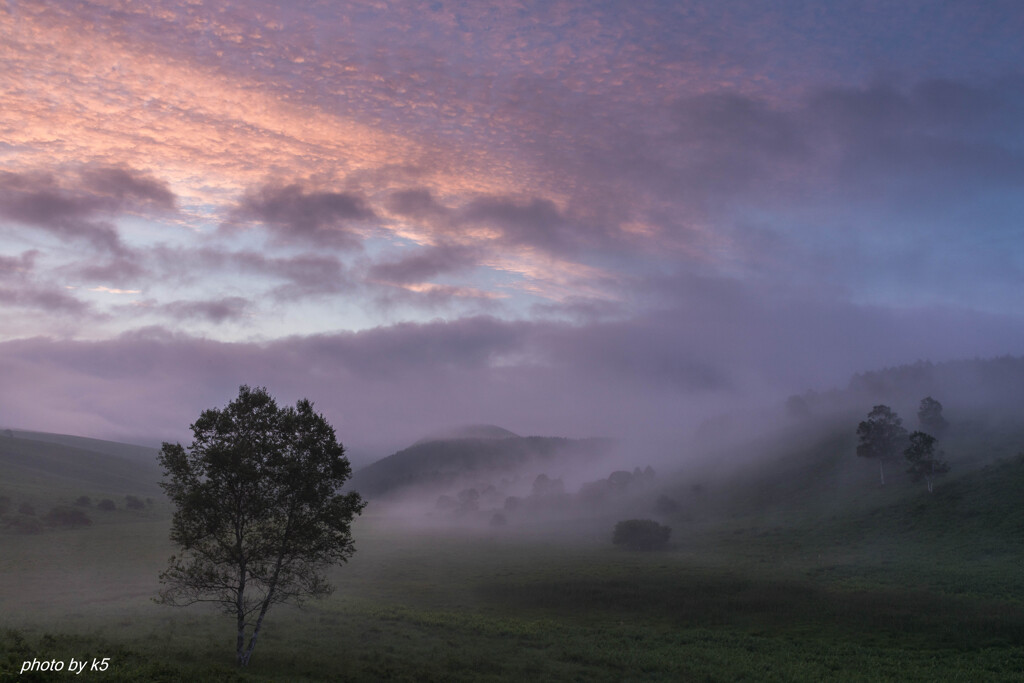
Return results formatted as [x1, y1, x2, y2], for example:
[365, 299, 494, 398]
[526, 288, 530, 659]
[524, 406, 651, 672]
[125, 495, 145, 510]
[156, 385, 364, 667]
[856, 405, 908, 485]
[3, 514, 44, 534]
[532, 473, 565, 496]
[904, 431, 949, 493]
[612, 519, 671, 551]
[917, 397, 948, 435]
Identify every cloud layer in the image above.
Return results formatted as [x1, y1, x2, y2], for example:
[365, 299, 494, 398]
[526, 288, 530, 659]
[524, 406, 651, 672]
[1, 1, 1022, 445]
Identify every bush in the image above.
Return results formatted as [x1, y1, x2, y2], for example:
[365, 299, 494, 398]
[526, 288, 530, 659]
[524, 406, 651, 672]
[44, 505, 93, 528]
[75, 496, 92, 507]
[653, 494, 680, 515]
[612, 519, 671, 551]
[125, 495, 145, 510]
[3, 514, 45, 534]
[97, 499, 116, 511]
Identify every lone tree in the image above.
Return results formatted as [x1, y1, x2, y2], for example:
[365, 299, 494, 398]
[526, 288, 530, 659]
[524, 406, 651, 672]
[157, 385, 365, 667]
[856, 405, 908, 485]
[904, 431, 949, 493]
[917, 397, 948, 435]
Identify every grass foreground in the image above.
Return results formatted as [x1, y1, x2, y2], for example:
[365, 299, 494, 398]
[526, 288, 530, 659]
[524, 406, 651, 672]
[2, 503, 1024, 682]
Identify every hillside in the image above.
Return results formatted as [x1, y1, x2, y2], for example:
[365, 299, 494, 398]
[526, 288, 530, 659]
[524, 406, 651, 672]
[350, 433, 614, 498]
[0, 432, 162, 502]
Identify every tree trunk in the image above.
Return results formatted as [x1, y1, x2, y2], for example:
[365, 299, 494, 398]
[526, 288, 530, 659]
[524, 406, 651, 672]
[235, 576, 247, 666]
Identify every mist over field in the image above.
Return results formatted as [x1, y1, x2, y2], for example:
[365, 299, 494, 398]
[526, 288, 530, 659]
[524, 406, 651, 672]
[3, 0, 1024, 680]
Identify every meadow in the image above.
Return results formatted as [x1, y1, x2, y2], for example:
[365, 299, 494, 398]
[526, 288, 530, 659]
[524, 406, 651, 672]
[2, 426, 1024, 681]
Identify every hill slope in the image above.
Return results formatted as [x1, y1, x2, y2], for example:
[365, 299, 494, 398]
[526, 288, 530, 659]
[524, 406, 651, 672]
[350, 434, 614, 498]
[0, 432, 162, 501]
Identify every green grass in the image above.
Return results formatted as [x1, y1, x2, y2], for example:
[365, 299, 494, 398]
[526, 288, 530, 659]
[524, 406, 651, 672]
[3, 511, 1024, 682]
[3, 431, 1024, 681]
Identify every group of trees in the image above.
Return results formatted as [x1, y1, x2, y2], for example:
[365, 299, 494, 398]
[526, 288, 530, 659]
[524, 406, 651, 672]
[856, 397, 950, 492]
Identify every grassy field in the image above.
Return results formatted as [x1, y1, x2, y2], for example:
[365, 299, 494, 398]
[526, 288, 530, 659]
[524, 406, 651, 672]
[3, 431, 1024, 681]
[3, 506, 1024, 681]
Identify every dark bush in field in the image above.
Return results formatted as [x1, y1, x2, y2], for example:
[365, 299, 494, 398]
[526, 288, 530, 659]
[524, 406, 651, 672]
[18, 502, 35, 516]
[97, 499, 116, 511]
[612, 519, 671, 551]
[125, 495, 145, 510]
[654, 494, 680, 515]
[3, 514, 45, 534]
[75, 495, 92, 507]
[44, 505, 93, 528]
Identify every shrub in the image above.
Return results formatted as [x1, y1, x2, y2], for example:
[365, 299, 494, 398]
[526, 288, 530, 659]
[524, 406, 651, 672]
[97, 499, 116, 511]
[44, 505, 93, 528]
[612, 519, 671, 551]
[75, 496, 92, 507]
[653, 494, 680, 515]
[3, 514, 45, 534]
[125, 495, 145, 510]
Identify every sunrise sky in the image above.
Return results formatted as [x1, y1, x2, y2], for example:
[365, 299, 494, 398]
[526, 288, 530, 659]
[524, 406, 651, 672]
[1, 1, 1023, 454]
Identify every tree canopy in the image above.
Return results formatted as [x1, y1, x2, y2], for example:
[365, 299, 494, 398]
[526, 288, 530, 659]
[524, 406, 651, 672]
[917, 396, 949, 435]
[157, 385, 365, 667]
[904, 431, 950, 493]
[856, 405, 908, 485]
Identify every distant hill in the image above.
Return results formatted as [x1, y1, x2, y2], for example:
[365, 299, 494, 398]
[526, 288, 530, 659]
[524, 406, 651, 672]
[350, 434, 614, 498]
[790, 356, 1024, 426]
[0, 431, 162, 501]
[413, 424, 520, 445]
[3, 429, 159, 462]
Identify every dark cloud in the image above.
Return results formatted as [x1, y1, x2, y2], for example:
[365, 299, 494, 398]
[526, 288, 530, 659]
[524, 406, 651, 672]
[147, 246, 350, 300]
[0, 285, 89, 313]
[384, 187, 621, 257]
[0, 250, 89, 314]
[71, 257, 147, 286]
[153, 297, 251, 324]
[0, 167, 176, 254]
[4, 296, 1023, 447]
[385, 188, 447, 219]
[233, 183, 375, 248]
[79, 166, 176, 209]
[461, 196, 572, 253]
[368, 243, 479, 284]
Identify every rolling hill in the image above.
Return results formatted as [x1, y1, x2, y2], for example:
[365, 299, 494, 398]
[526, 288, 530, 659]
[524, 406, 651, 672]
[0, 431, 163, 503]
[349, 429, 615, 498]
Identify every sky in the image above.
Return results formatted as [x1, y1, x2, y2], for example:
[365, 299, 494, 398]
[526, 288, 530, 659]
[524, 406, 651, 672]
[1, 0, 1023, 455]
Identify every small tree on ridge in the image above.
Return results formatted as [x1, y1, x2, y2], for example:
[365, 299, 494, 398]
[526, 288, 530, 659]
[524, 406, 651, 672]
[856, 405, 907, 486]
[904, 431, 949, 493]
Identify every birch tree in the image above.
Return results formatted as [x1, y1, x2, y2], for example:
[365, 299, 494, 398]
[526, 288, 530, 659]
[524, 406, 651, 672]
[904, 430, 949, 493]
[856, 405, 908, 485]
[156, 385, 365, 666]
